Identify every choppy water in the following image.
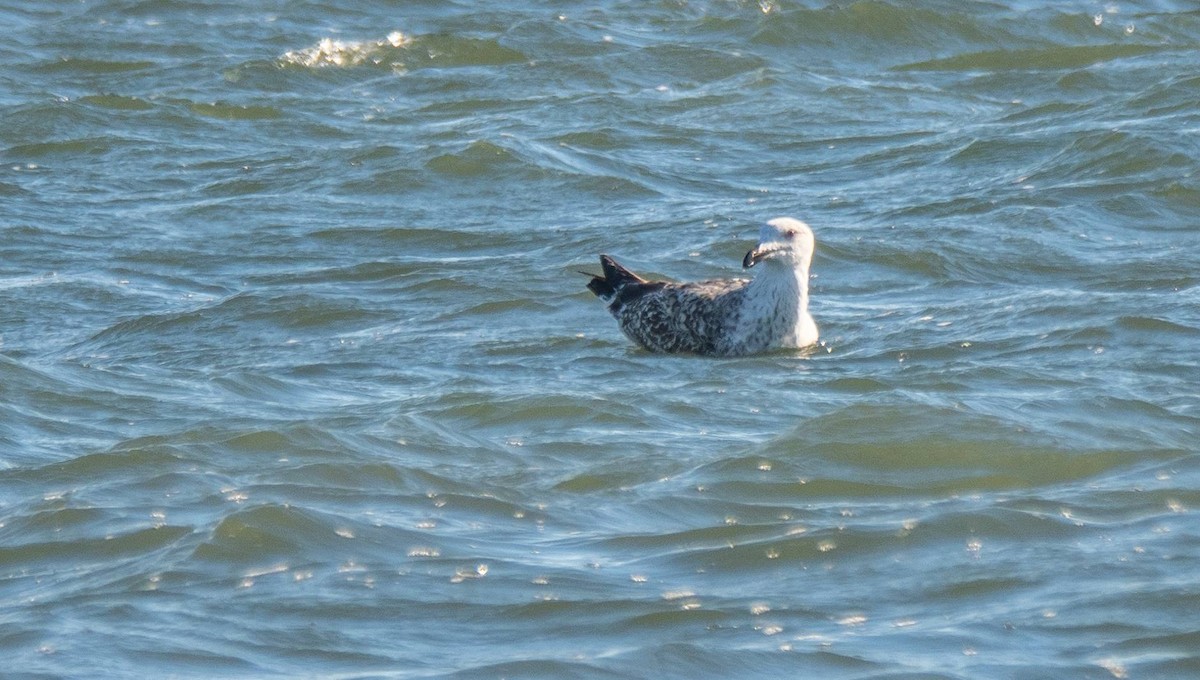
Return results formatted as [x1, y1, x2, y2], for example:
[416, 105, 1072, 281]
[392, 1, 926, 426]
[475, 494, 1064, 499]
[3, 1, 1199, 678]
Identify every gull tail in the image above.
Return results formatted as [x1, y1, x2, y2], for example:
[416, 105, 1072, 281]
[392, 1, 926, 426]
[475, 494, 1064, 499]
[584, 255, 644, 301]
[583, 255, 665, 318]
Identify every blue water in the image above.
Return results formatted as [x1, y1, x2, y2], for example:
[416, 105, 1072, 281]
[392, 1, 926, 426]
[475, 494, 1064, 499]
[2, 1, 1199, 678]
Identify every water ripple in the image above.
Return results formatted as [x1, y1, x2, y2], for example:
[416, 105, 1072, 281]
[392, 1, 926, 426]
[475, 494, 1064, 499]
[4, 0, 1200, 677]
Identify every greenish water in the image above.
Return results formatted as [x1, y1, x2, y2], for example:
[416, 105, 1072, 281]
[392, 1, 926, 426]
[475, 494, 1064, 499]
[2, 1, 1198, 678]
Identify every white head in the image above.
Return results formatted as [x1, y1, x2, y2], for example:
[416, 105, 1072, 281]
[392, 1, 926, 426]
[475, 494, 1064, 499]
[742, 217, 815, 271]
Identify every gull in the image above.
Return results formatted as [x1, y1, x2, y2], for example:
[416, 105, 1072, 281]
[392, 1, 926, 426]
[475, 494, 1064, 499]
[584, 217, 818, 356]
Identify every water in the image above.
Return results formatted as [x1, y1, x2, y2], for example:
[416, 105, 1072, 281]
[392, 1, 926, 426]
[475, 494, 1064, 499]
[2, 1, 1199, 677]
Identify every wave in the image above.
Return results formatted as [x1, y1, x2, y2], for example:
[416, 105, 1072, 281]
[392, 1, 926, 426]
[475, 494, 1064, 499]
[897, 44, 1161, 72]
[278, 31, 526, 72]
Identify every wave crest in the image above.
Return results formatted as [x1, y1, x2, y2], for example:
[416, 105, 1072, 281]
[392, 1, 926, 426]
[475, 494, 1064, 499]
[281, 31, 409, 69]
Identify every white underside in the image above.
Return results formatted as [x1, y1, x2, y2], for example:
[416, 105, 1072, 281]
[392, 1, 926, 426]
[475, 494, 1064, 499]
[720, 263, 817, 354]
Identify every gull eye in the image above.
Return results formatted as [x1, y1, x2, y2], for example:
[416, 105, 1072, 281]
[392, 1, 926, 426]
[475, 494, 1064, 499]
[784, 229, 796, 239]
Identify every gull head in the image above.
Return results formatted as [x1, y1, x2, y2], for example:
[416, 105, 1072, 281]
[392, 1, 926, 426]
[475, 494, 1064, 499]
[742, 217, 815, 270]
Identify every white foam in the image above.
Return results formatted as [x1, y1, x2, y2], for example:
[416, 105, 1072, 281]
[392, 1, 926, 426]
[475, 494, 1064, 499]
[281, 31, 408, 68]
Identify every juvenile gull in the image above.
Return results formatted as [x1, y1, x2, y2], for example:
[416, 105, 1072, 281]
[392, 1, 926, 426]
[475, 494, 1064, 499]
[584, 217, 818, 356]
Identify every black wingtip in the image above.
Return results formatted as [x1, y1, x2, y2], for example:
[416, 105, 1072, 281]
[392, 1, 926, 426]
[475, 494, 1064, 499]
[598, 255, 643, 287]
[581, 255, 615, 299]
[582, 256, 613, 299]
[586, 276, 613, 299]
[584, 254, 653, 304]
